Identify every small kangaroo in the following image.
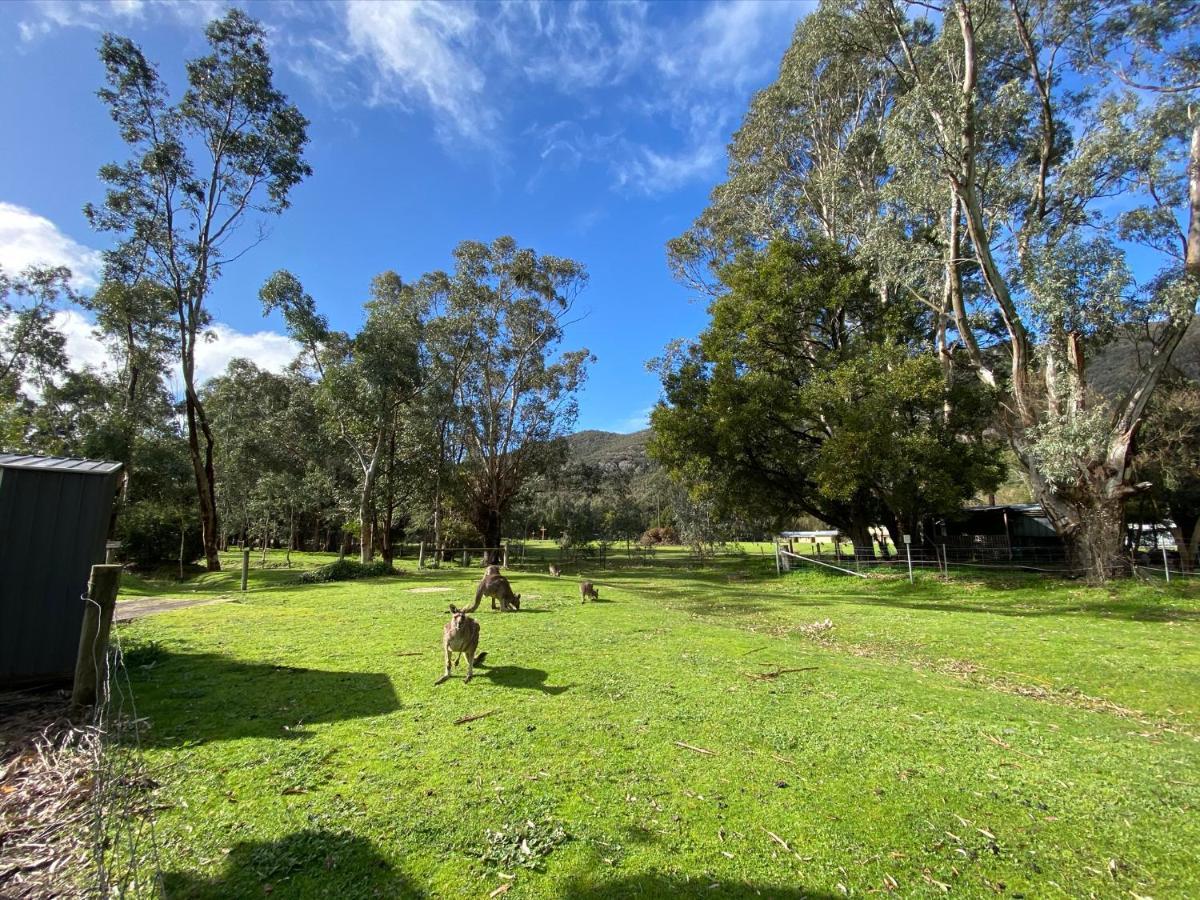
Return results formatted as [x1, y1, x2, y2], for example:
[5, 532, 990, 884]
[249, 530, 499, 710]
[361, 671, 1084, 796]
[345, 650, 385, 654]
[483, 564, 501, 576]
[548, 564, 561, 577]
[435, 605, 486, 685]
[580, 581, 599, 602]
[471, 572, 521, 612]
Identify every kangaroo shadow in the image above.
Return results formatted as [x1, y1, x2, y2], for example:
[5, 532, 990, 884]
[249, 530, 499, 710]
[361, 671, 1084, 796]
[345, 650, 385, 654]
[120, 644, 399, 748]
[476, 664, 570, 695]
[161, 828, 423, 898]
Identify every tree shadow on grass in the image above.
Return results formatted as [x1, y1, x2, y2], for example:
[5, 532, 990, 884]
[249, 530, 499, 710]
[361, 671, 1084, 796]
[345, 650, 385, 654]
[561, 873, 837, 899]
[125, 648, 399, 748]
[476, 664, 570, 695]
[161, 828, 423, 898]
[826, 589, 1200, 623]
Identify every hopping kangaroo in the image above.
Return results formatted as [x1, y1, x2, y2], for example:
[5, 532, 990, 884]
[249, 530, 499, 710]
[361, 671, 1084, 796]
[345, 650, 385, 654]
[435, 605, 486, 685]
[471, 572, 521, 612]
[580, 581, 599, 602]
[548, 564, 561, 577]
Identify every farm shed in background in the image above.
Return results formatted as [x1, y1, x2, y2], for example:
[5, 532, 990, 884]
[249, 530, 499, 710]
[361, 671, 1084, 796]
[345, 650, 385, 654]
[936, 504, 1063, 562]
[0, 454, 123, 686]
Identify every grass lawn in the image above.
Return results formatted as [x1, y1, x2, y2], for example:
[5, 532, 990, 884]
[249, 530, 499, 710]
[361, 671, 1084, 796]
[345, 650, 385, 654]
[113, 550, 1200, 898]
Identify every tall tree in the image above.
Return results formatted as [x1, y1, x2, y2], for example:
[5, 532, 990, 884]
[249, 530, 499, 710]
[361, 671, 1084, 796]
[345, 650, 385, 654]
[0, 265, 73, 448]
[85, 9, 311, 570]
[672, 0, 1199, 581]
[651, 236, 1001, 558]
[427, 237, 592, 558]
[261, 271, 425, 563]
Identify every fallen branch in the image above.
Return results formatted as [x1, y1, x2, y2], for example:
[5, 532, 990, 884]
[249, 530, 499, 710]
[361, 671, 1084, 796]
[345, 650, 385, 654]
[673, 741, 716, 756]
[395, 651, 423, 657]
[763, 828, 792, 852]
[454, 710, 496, 726]
[737, 645, 768, 657]
[744, 666, 819, 681]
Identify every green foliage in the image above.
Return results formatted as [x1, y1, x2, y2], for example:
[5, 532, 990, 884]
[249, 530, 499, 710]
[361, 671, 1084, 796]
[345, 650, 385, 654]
[479, 817, 569, 871]
[296, 558, 395, 584]
[652, 235, 1002, 545]
[120, 503, 204, 571]
[414, 237, 593, 548]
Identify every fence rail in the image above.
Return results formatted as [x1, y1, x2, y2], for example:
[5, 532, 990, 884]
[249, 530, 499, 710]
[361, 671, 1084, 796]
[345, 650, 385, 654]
[776, 541, 1198, 580]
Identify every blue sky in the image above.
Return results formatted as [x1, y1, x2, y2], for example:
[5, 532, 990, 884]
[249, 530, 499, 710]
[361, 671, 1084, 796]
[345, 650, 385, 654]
[0, 0, 811, 433]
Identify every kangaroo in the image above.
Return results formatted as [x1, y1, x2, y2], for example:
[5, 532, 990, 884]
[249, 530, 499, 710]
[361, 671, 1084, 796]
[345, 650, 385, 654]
[580, 581, 599, 603]
[435, 605, 486, 685]
[483, 564, 501, 576]
[548, 564, 561, 577]
[469, 572, 521, 612]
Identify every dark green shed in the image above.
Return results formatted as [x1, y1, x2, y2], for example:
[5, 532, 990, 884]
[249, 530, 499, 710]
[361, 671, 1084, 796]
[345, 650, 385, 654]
[0, 453, 124, 686]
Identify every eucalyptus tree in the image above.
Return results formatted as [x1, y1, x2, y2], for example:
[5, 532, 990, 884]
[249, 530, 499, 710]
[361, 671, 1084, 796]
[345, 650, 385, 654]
[0, 265, 73, 446]
[673, 0, 1199, 580]
[651, 236, 1001, 558]
[427, 237, 592, 558]
[260, 271, 425, 563]
[85, 9, 311, 570]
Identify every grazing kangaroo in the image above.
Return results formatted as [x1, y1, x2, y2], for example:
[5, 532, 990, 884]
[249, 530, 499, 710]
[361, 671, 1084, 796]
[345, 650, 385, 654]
[469, 572, 521, 612]
[548, 564, 561, 577]
[435, 605, 486, 685]
[580, 581, 599, 602]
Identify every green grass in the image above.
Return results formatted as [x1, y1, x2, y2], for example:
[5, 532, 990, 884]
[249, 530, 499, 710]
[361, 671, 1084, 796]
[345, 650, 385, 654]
[113, 552, 1200, 898]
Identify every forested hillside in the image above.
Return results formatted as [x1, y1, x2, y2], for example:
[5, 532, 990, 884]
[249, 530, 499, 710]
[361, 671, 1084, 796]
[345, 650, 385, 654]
[564, 429, 653, 473]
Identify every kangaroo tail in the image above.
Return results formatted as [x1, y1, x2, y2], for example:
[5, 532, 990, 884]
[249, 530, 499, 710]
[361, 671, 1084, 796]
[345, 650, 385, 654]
[473, 651, 488, 667]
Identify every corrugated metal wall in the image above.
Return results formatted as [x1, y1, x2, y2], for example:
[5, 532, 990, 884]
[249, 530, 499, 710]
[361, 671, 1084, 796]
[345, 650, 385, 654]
[0, 466, 121, 685]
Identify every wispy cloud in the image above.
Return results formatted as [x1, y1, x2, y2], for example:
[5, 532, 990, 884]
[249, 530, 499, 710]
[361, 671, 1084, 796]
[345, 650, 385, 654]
[0, 202, 103, 289]
[614, 405, 654, 434]
[614, 142, 726, 196]
[342, 1, 496, 143]
[17, 0, 224, 42]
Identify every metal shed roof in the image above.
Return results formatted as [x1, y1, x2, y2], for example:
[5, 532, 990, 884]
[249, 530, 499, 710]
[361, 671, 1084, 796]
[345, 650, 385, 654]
[0, 453, 123, 475]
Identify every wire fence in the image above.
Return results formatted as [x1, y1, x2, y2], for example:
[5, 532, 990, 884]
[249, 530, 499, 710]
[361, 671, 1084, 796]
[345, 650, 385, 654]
[0, 596, 164, 898]
[777, 544, 1200, 580]
[84, 626, 165, 897]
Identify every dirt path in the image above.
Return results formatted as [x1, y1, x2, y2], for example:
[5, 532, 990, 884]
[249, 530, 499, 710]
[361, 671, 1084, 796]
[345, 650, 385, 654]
[115, 596, 232, 621]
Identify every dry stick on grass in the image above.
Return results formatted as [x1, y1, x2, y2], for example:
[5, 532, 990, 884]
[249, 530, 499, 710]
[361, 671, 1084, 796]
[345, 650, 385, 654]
[743, 666, 819, 681]
[763, 828, 793, 853]
[453, 710, 496, 726]
[736, 645, 769, 657]
[395, 651, 422, 657]
[673, 741, 716, 756]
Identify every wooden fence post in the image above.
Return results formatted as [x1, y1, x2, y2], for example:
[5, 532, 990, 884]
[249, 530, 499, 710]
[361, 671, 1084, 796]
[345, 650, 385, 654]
[462, 549, 469, 568]
[502, 542, 509, 568]
[418, 541, 425, 569]
[241, 548, 250, 592]
[71, 564, 123, 711]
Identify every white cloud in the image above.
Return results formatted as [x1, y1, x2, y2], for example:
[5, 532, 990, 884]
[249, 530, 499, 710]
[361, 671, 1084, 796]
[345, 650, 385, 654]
[52, 312, 298, 388]
[614, 405, 653, 433]
[0, 202, 104, 290]
[615, 141, 726, 196]
[343, 0, 495, 143]
[18, 0, 225, 42]
[192, 324, 299, 383]
[54, 310, 114, 372]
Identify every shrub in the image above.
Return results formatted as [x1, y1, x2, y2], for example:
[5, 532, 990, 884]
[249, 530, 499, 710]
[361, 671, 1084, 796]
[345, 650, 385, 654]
[297, 559, 397, 584]
[118, 503, 203, 570]
[638, 525, 679, 546]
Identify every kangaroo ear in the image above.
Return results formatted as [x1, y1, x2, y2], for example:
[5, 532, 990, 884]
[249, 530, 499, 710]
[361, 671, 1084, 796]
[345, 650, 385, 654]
[449, 603, 458, 613]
